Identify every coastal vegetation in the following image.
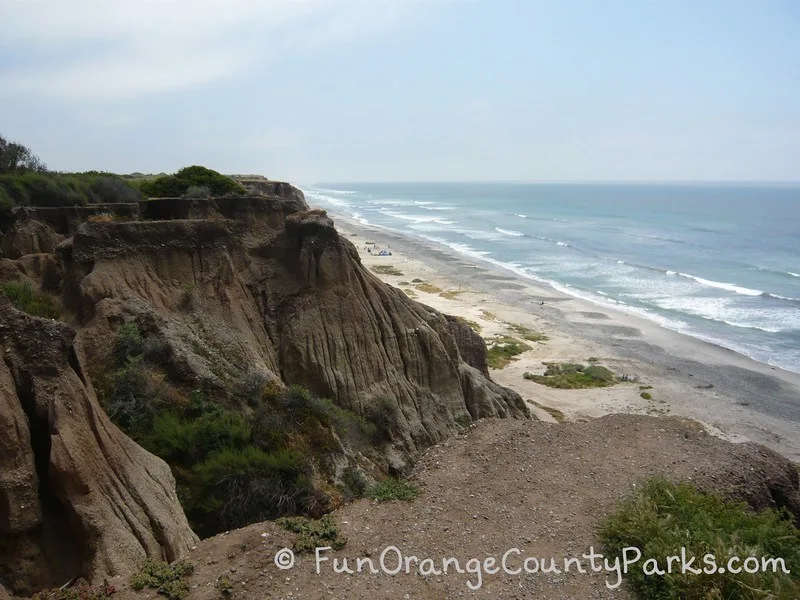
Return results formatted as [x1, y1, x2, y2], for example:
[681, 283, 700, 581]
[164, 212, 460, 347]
[0, 281, 60, 319]
[508, 323, 549, 342]
[486, 336, 532, 369]
[96, 322, 397, 537]
[523, 362, 617, 389]
[139, 165, 245, 198]
[413, 281, 443, 294]
[600, 477, 800, 599]
[278, 516, 347, 553]
[367, 477, 421, 502]
[130, 559, 194, 600]
[370, 264, 404, 276]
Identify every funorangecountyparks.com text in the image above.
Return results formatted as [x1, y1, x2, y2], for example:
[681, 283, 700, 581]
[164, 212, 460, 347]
[280, 545, 794, 590]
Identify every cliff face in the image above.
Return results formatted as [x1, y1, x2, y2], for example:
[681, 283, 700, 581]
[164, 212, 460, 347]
[0, 184, 527, 593]
[65, 203, 527, 462]
[0, 296, 197, 595]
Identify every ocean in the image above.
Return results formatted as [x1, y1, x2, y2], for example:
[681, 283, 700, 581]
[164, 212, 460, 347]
[302, 182, 800, 375]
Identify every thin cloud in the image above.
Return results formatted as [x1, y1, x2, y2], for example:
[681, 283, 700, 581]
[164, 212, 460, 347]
[0, 0, 424, 100]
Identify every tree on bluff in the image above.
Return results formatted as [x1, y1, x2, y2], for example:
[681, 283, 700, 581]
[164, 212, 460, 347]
[140, 165, 246, 198]
[0, 134, 47, 174]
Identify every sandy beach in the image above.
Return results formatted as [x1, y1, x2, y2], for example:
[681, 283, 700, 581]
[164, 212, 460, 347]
[327, 212, 800, 462]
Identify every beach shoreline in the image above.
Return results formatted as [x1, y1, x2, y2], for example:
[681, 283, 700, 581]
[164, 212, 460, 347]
[325, 210, 800, 462]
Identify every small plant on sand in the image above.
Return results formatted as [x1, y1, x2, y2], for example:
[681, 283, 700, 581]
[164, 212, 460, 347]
[277, 515, 347, 553]
[370, 264, 404, 276]
[508, 323, 548, 342]
[413, 282, 443, 294]
[480, 310, 498, 321]
[439, 289, 466, 300]
[403, 288, 417, 298]
[367, 477, 420, 502]
[486, 336, 532, 369]
[640, 391, 652, 400]
[523, 362, 617, 389]
[0, 281, 60, 319]
[639, 385, 653, 390]
[599, 477, 800, 599]
[130, 559, 194, 600]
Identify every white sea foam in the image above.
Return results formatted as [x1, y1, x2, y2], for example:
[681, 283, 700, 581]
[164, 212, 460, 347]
[514, 213, 528, 218]
[556, 241, 569, 246]
[303, 190, 351, 208]
[789, 272, 800, 278]
[494, 227, 524, 237]
[676, 272, 762, 296]
[379, 209, 455, 225]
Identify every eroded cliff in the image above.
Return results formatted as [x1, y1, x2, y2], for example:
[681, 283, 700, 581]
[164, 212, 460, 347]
[0, 296, 197, 595]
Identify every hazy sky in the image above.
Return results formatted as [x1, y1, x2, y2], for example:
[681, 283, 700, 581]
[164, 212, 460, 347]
[1, 0, 798, 183]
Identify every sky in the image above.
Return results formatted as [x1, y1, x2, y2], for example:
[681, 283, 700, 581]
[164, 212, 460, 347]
[1, 0, 799, 183]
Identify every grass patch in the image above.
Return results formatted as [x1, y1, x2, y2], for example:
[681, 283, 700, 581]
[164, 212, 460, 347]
[599, 477, 800, 599]
[370, 264, 404, 276]
[523, 362, 617, 389]
[640, 391, 652, 400]
[0, 281, 60, 319]
[456, 316, 482, 333]
[367, 477, 420, 502]
[528, 400, 565, 423]
[480, 310, 498, 321]
[508, 323, 549, 342]
[277, 515, 347, 553]
[130, 559, 194, 600]
[639, 385, 653, 390]
[588, 356, 600, 362]
[413, 282, 443, 294]
[486, 336, 532, 369]
[439, 289, 466, 300]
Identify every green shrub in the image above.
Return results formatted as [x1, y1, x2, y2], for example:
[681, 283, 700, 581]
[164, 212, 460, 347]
[277, 515, 347, 553]
[113, 322, 143, 365]
[486, 337, 532, 369]
[340, 466, 369, 500]
[599, 477, 800, 599]
[195, 447, 313, 531]
[0, 281, 60, 319]
[364, 396, 399, 442]
[0, 171, 141, 207]
[583, 365, 615, 383]
[183, 185, 211, 198]
[104, 356, 163, 438]
[640, 392, 652, 400]
[140, 166, 245, 198]
[370, 264, 404, 276]
[523, 362, 618, 389]
[130, 559, 194, 600]
[367, 477, 420, 502]
[508, 323, 549, 342]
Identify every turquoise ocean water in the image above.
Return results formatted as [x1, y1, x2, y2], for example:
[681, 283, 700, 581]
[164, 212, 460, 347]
[303, 183, 800, 374]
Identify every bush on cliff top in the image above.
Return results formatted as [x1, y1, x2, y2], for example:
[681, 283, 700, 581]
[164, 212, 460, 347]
[0, 171, 142, 208]
[139, 166, 245, 198]
[599, 477, 800, 599]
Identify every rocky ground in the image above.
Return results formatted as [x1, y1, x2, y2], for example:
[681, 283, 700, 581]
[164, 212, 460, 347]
[109, 414, 798, 600]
